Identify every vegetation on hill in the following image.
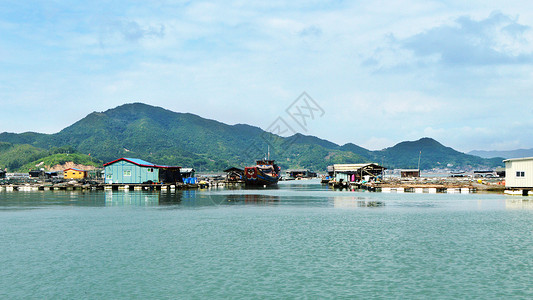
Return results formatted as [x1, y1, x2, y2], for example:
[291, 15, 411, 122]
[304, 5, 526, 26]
[0, 143, 102, 172]
[0, 142, 48, 171]
[0, 103, 505, 172]
[377, 138, 504, 170]
[18, 153, 102, 172]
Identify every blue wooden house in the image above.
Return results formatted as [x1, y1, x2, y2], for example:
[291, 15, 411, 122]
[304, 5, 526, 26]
[103, 158, 182, 184]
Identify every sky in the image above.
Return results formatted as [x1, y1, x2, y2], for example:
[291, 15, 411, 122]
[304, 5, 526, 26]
[1, 1, 533, 153]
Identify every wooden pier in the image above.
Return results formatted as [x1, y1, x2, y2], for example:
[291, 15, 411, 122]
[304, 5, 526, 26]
[328, 177, 506, 194]
[1, 178, 506, 194]
[0, 177, 246, 192]
[0, 184, 93, 192]
[0, 182, 203, 192]
[329, 182, 477, 193]
[504, 189, 533, 196]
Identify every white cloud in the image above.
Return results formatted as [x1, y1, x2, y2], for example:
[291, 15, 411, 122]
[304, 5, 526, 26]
[397, 11, 533, 65]
[361, 137, 397, 151]
[2, 1, 533, 153]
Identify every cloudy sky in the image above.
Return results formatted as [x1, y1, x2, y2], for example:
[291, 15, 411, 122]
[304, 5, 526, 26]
[1, 1, 532, 152]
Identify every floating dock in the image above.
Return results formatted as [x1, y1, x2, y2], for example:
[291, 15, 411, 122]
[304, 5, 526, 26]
[328, 177, 507, 194]
[504, 189, 533, 196]
[0, 183, 201, 192]
[0, 178, 244, 192]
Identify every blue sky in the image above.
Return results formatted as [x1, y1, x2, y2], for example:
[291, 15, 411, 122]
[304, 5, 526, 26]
[1, 1, 532, 152]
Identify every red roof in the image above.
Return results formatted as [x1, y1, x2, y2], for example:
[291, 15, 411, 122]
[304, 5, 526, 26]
[103, 157, 180, 169]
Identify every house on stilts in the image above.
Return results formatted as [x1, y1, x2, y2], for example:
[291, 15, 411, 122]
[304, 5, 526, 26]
[103, 158, 181, 184]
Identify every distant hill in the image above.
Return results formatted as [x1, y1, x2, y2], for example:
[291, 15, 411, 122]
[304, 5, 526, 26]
[0, 103, 367, 171]
[0, 143, 102, 172]
[0, 103, 504, 172]
[0, 142, 47, 171]
[19, 153, 102, 172]
[468, 149, 533, 159]
[377, 138, 504, 170]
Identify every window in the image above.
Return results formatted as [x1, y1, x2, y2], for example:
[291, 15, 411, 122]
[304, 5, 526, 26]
[516, 171, 525, 177]
[124, 170, 131, 176]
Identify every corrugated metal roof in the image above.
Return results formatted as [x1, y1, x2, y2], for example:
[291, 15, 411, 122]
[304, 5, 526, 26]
[123, 157, 156, 166]
[333, 163, 375, 171]
[103, 157, 155, 167]
[103, 157, 180, 169]
[503, 157, 533, 162]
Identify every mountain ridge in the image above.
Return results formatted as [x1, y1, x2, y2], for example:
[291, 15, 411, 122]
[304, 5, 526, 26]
[0, 102, 504, 172]
[468, 149, 533, 159]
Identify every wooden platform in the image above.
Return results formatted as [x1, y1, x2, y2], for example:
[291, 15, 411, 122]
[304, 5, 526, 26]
[328, 178, 507, 194]
[0, 182, 201, 192]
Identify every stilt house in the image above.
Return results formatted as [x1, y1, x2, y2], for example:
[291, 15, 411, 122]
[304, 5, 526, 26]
[332, 163, 386, 183]
[63, 168, 88, 180]
[400, 169, 420, 178]
[104, 158, 181, 184]
[224, 167, 244, 182]
[504, 157, 533, 189]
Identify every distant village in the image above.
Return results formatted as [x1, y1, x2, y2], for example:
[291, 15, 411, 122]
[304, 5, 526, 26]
[1, 155, 533, 196]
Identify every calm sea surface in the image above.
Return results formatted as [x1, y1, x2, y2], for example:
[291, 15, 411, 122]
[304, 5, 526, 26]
[1, 180, 532, 299]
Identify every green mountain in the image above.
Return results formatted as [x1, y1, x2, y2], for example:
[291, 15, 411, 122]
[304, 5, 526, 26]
[18, 153, 102, 172]
[0, 143, 102, 172]
[0, 103, 504, 172]
[377, 138, 504, 170]
[0, 142, 47, 171]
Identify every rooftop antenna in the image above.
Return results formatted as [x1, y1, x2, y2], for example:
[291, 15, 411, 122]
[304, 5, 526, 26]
[267, 145, 270, 160]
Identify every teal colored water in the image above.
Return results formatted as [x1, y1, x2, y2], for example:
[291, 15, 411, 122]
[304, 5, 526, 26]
[1, 180, 532, 299]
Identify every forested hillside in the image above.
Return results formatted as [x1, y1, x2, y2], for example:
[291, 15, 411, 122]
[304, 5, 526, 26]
[0, 103, 504, 172]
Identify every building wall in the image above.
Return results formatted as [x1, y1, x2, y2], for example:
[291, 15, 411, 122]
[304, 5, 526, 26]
[64, 170, 86, 179]
[401, 171, 420, 178]
[104, 160, 159, 184]
[505, 159, 533, 188]
[335, 173, 355, 182]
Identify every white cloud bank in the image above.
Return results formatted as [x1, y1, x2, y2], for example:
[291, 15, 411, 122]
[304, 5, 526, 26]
[1, 2, 533, 152]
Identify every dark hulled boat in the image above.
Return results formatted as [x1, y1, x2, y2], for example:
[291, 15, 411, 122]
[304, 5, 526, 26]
[244, 159, 280, 186]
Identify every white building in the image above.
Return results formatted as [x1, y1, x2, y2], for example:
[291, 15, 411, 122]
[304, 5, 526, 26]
[331, 163, 386, 183]
[503, 157, 533, 189]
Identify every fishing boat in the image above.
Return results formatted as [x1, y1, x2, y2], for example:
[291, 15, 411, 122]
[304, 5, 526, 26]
[321, 175, 331, 184]
[244, 159, 280, 186]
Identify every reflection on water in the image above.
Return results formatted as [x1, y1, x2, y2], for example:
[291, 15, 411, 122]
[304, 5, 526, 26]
[104, 190, 203, 207]
[210, 193, 281, 206]
[2, 181, 533, 211]
[333, 196, 384, 208]
[505, 197, 533, 210]
[2, 181, 533, 300]
[0, 190, 106, 209]
[102, 189, 282, 207]
[104, 191, 161, 206]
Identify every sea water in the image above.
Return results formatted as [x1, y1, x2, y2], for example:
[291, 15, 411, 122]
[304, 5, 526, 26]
[1, 180, 532, 299]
